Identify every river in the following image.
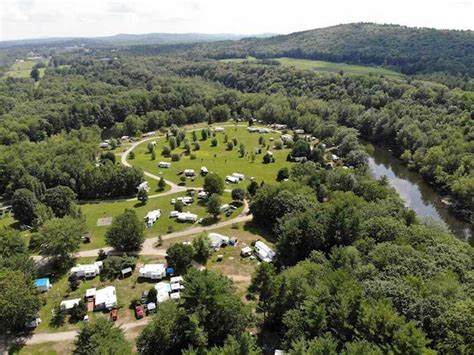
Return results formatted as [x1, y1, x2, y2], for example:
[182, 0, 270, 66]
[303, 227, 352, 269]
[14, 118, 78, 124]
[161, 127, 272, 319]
[367, 145, 472, 242]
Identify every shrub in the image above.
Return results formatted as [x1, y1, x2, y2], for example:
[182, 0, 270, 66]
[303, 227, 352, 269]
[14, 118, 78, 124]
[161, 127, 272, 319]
[101, 255, 137, 280]
[190, 153, 197, 160]
[171, 153, 180, 161]
[211, 138, 218, 147]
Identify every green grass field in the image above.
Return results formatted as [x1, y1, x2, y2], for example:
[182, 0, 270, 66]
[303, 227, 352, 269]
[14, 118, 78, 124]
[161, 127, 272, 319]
[130, 125, 293, 189]
[221, 56, 401, 76]
[80, 190, 240, 250]
[5, 60, 47, 79]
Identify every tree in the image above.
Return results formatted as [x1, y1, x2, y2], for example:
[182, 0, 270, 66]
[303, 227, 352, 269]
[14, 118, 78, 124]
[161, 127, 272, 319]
[106, 209, 145, 251]
[166, 243, 194, 274]
[101, 255, 137, 280]
[239, 143, 246, 157]
[162, 146, 171, 156]
[277, 167, 290, 182]
[74, 318, 131, 355]
[37, 217, 86, 267]
[247, 181, 259, 196]
[158, 177, 166, 191]
[291, 140, 311, 158]
[203, 173, 224, 195]
[192, 131, 198, 142]
[11, 188, 38, 226]
[211, 138, 218, 147]
[249, 263, 276, 319]
[201, 128, 208, 141]
[44, 186, 77, 218]
[70, 300, 87, 322]
[175, 200, 184, 212]
[207, 194, 222, 219]
[226, 141, 234, 150]
[30, 67, 40, 81]
[151, 149, 156, 160]
[50, 305, 67, 327]
[169, 136, 177, 150]
[137, 188, 148, 204]
[0, 268, 40, 334]
[192, 234, 212, 263]
[263, 152, 272, 164]
[231, 188, 245, 201]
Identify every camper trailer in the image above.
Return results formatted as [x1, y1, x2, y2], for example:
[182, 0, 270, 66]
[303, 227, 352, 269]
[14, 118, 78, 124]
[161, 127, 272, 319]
[94, 286, 117, 311]
[254, 241, 276, 263]
[225, 175, 239, 184]
[184, 169, 196, 177]
[70, 261, 103, 278]
[144, 210, 161, 227]
[158, 162, 171, 168]
[177, 212, 198, 222]
[139, 264, 166, 280]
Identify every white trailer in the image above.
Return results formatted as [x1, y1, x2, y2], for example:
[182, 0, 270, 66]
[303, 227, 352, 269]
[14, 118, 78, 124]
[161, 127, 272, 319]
[139, 264, 166, 280]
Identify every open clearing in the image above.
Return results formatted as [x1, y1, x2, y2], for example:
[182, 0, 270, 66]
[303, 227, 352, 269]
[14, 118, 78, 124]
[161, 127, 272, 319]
[80, 190, 241, 250]
[5, 59, 47, 79]
[221, 56, 402, 76]
[131, 125, 293, 189]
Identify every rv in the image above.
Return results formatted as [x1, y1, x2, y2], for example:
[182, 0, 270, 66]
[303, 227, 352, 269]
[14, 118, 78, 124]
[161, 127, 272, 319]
[231, 173, 245, 181]
[200, 166, 209, 176]
[198, 191, 209, 200]
[137, 181, 150, 192]
[184, 169, 195, 177]
[213, 127, 225, 132]
[225, 175, 239, 184]
[94, 286, 117, 311]
[144, 209, 161, 227]
[158, 162, 171, 168]
[70, 261, 103, 278]
[254, 241, 276, 263]
[177, 212, 198, 223]
[139, 264, 166, 280]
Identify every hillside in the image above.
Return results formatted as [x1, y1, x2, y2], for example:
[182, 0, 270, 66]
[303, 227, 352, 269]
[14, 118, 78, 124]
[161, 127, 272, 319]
[192, 23, 474, 76]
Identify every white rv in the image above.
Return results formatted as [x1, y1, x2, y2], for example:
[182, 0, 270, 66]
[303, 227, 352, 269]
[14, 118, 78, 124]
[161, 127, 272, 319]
[231, 173, 245, 181]
[94, 286, 117, 311]
[144, 210, 161, 227]
[158, 162, 171, 168]
[226, 175, 239, 184]
[213, 127, 225, 132]
[139, 264, 166, 280]
[184, 169, 195, 177]
[70, 261, 103, 278]
[177, 212, 198, 223]
[254, 241, 276, 263]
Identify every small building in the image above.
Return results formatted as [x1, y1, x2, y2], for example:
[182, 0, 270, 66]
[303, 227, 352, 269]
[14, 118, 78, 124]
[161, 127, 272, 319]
[240, 246, 252, 257]
[144, 209, 161, 227]
[225, 175, 239, 184]
[70, 261, 103, 278]
[177, 212, 198, 223]
[184, 169, 195, 177]
[60, 298, 81, 311]
[254, 241, 276, 263]
[158, 162, 171, 168]
[139, 264, 166, 280]
[137, 181, 150, 192]
[213, 127, 225, 132]
[208, 232, 230, 249]
[121, 267, 133, 278]
[34, 278, 51, 292]
[94, 286, 117, 311]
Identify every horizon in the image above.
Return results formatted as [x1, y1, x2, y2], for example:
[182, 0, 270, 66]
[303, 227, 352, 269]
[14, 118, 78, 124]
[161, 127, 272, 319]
[1, 0, 473, 42]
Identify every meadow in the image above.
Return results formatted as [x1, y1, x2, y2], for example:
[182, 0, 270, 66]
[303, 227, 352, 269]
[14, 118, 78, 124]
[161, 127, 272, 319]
[221, 56, 402, 76]
[130, 125, 293, 189]
[5, 59, 47, 79]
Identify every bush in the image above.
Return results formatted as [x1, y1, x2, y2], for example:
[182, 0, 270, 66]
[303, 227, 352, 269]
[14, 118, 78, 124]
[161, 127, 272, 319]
[171, 153, 181, 161]
[192, 234, 212, 263]
[175, 201, 184, 212]
[231, 188, 245, 201]
[193, 142, 200, 151]
[101, 255, 137, 280]
[226, 141, 234, 150]
[128, 151, 135, 160]
[190, 153, 197, 160]
[70, 300, 87, 322]
[211, 138, 218, 147]
[162, 146, 171, 156]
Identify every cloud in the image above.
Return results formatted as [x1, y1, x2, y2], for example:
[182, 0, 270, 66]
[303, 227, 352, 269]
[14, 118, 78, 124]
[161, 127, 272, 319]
[107, 1, 136, 14]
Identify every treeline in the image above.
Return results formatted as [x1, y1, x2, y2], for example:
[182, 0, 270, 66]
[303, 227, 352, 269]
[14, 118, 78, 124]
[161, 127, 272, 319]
[247, 163, 473, 353]
[186, 23, 474, 79]
[0, 128, 143, 201]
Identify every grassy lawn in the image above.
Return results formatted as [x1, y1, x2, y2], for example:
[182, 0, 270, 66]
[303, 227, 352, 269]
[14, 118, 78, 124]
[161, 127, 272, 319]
[221, 56, 401, 76]
[79, 190, 240, 251]
[130, 125, 293, 189]
[5, 60, 47, 79]
[14, 341, 74, 355]
[35, 256, 167, 334]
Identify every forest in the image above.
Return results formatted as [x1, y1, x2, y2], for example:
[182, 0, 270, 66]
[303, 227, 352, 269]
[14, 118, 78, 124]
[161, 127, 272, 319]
[0, 28, 472, 354]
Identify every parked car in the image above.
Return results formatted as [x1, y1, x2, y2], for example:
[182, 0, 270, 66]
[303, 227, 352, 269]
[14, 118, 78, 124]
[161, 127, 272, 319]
[135, 305, 144, 319]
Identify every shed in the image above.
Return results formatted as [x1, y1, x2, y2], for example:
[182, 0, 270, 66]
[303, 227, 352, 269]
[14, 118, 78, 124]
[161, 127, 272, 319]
[34, 278, 51, 292]
[240, 246, 252, 257]
[121, 267, 133, 278]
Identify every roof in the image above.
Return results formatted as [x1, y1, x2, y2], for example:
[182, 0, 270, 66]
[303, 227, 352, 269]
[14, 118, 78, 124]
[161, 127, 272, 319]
[147, 302, 156, 310]
[121, 267, 133, 274]
[60, 298, 81, 310]
[208, 233, 230, 248]
[34, 278, 49, 287]
[170, 276, 184, 284]
[140, 264, 165, 273]
[95, 286, 117, 307]
[86, 288, 96, 298]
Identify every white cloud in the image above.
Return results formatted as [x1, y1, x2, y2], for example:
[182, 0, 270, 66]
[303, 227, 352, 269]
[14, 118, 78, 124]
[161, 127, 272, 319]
[0, 0, 472, 41]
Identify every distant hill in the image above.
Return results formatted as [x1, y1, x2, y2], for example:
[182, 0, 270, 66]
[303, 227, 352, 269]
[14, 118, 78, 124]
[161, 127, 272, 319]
[0, 32, 277, 49]
[192, 23, 474, 76]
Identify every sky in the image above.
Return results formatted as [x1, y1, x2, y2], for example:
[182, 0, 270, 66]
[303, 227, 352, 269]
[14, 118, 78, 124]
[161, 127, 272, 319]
[0, 0, 473, 41]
